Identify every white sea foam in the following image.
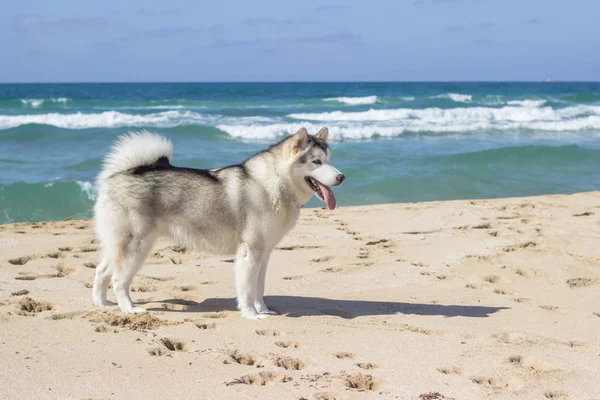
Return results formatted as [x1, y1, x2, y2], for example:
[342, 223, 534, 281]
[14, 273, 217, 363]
[433, 93, 472, 103]
[218, 104, 600, 140]
[4, 104, 600, 140]
[507, 99, 547, 107]
[20, 99, 44, 108]
[323, 96, 378, 105]
[0, 110, 207, 130]
[20, 98, 69, 107]
[399, 96, 416, 101]
[76, 181, 97, 201]
[289, 105, 600, 123]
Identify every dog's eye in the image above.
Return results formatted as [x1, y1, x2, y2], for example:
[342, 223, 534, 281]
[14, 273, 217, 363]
[313, 160, 322, 165]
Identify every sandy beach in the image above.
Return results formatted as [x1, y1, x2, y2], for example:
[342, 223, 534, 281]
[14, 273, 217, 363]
[1, 192, 599, 400]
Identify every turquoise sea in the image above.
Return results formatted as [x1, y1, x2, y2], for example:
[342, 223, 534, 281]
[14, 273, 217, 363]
[1, 82, 599, 224]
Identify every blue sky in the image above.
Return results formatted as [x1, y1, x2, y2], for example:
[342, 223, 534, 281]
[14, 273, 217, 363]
[2, 0, 599, 82]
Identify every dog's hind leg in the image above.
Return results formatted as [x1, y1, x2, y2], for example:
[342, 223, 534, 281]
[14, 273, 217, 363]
[112, 231, 156, 314]
[254, 251, 277, 315]
[234, 244, 268, 320]
[92, 257, 113, 307]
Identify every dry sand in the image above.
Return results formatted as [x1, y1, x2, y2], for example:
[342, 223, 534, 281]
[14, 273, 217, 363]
[0, 192, 599, 400]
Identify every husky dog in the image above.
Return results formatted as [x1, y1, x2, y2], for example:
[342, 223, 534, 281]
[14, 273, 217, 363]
[92, 128, 344, 319]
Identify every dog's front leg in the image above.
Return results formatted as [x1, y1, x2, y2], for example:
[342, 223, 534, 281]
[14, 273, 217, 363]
[255, 251, 278, 315]
[234, 244, 269, 319]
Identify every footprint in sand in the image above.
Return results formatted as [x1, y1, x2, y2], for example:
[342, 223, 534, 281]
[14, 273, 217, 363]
[418, 393, 455, 400]
[483, 275, 501, 284]
[472, 223, 492, 229]
[313, 392, 351, 400]
[312, 256, 334, 263]
[322, 267, 345, 273]
[512, 297, 532, 303]
[148, 347, 169, 356]
[11, 289, 29, 296]
[50, 311, 84, 320]
[275, 341, 302, 349]
[159, 337, 188, 352]
[95, 324, 119, 334]
[333, 352, 355, 360]
[15, 265, 75, 281]
[503, 241, 537, 252]
[357, 249, 370, 259]
[8, 255, 35, 265]
[470, 376, 502, 388]
[539, 305, 560, 311]
[14, 274, 36, 281]
[282, 275, 304, 280]
[176, 285, 196, 292]
[274, 356, 305, 370]
[507, 355, 524, 365]
[77, 246, 98, 253]
[277, 245, 322, 251]
[195, 321, 217, 330]
[227, 350, 260, 366]
[516, 268, 538, 278]
[566, 278, 596, 288]
[89, 311, 176, 331]
[365, 239, 389, 246]
[341, 372, 381, 391]
[356, 362, 379, 370]
[199, 311, 229, 319]
[436, 366, 462, 375]
[493, 289, 514, 295]
[16, 298, 53, 316]
[45, 252, 66, 259]
[255, 329, 280, 336]
[544, 391, 570, 399]
[52, 264, 75, 277]
[573, 211, 594, 217]
[226, 371, 292, 386]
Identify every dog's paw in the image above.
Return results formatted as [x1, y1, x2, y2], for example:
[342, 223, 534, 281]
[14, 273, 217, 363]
[93, 299, 114, 308]
[240, 308, 262, 320]
[258, 308, 278, 315]
[119, 306, 148, 314]
[255, 301, 278, 315]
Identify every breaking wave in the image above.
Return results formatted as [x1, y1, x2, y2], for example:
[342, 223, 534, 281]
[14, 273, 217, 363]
[432, 93, 473, 103]
[323, 96, 378, 105]
[0, 110, 207, 130]
[19, 98, 69, 108]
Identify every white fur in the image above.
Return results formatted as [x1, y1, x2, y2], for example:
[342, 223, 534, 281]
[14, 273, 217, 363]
[96, 131, 173, 185]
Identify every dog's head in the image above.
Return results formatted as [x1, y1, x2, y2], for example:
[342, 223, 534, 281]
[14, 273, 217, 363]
[285, 127, 345, 210]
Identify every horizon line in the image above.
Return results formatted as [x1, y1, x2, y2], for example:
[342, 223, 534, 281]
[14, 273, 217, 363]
[1, 80, 598, 85]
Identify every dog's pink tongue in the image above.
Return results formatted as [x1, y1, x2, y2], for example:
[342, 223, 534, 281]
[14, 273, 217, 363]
[316, 181, 336, 210]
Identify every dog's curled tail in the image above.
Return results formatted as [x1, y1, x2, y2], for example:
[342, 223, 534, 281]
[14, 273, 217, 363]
[97, 131, 173, 184]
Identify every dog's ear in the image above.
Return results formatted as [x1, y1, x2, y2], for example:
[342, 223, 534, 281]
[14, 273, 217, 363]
[291, 128, 309, 154]
[316, 127, 329, 143]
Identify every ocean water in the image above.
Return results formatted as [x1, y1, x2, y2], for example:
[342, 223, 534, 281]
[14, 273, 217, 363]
[1, 82, 600, 224]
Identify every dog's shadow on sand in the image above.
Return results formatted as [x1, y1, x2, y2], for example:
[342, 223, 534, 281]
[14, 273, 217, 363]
[146, 296, 507, 319]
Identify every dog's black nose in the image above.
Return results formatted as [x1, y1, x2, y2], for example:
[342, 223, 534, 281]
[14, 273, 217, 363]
[336, 174, 345, 184]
